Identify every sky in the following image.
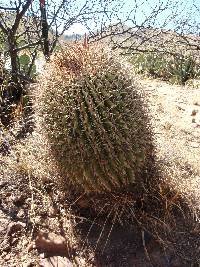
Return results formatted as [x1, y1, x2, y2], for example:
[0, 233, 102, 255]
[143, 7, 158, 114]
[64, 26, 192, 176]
[0, 0, 199, 35]
[116, 0, 199, 32]
[52, 0, 200, 35]
[64, 23, 88, 35]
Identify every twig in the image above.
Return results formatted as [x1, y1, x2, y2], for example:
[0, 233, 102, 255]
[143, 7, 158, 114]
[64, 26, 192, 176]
[141, 230, 155, 267]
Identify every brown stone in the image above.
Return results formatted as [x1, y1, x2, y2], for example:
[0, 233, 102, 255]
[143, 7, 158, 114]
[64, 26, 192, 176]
[40, 256, 73, 267]
[35, 231, 73, 256]
[17, 209, 25, 218]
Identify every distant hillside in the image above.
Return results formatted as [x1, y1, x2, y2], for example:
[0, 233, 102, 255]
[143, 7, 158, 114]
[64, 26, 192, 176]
[62, 34, 82, 41]
[90, 24, 200, 57]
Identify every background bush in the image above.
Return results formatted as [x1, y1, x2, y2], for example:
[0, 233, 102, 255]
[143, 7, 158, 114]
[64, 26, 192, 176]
[130, 52, 200, 85]
[19, 54, 37, 78]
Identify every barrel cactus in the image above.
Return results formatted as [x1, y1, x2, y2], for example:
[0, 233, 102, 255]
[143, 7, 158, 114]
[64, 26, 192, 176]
[36, 44, 154, 194]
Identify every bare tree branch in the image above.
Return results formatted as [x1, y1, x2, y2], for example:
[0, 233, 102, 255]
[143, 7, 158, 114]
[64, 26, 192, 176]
[12, 0, 33, 34]
[0, 22, 7, 35]
[0, 6, 17, 11]
[15, 40, 41, 52]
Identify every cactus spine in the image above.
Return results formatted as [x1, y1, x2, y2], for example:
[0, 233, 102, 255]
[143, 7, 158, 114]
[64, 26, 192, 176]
[36, 44, 154, 194]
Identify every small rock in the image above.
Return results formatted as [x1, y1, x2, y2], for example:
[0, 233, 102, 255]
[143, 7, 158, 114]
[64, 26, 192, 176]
[35, 231, 72, 256]
[48, 207, 57, 217]
[190, 141, 199, 148]
[187, 105, 200, 116]
[163, 122, 172, 130]
[40, 256, 73, 267]
[17, 209, 25, 218]
[40, 253, 46, 259]
[191, 109, 198, 116]
[191, 123, 199, 128]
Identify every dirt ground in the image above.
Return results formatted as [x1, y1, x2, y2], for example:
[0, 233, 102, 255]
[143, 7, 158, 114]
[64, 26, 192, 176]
[0, 77, 200, 267]
[140, 78, 200, 208]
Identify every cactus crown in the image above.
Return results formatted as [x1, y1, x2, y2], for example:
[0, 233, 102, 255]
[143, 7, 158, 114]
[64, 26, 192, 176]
[37, 44, 154, 193]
